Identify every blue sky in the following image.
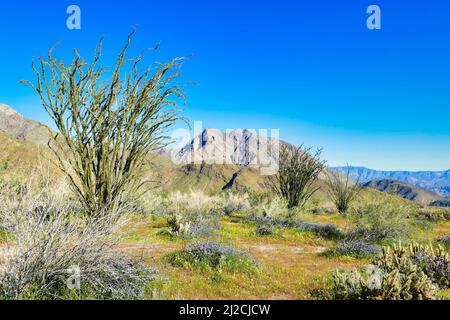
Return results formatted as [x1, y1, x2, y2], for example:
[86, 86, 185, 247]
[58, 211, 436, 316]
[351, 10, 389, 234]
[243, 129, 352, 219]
[0, 0, 450, 171]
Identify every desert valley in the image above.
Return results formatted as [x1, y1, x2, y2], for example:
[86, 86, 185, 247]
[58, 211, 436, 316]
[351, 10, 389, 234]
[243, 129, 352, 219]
[1, 102, 449, 300]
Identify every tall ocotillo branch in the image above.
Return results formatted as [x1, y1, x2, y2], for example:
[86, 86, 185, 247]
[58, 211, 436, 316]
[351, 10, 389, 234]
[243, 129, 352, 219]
[22, 31, 186, 216]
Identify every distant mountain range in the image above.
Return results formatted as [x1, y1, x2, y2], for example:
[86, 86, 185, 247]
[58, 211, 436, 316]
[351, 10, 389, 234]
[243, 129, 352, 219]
[332, 166, 450, 198]
[2, 103, 450, 204]
[362, 179, 447, 206]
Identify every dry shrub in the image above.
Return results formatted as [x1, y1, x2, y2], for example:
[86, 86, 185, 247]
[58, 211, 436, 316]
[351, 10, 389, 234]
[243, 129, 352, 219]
[0, 188, 156, 300]
[325, 168, 362, 214]
[218, 192, 251, 215]
[168, 191, 222, 215]
[254, 196, 289, 220]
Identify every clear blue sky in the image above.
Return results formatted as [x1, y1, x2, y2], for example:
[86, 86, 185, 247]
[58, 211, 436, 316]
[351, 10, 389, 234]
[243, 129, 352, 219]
[1, 0, 449, 171]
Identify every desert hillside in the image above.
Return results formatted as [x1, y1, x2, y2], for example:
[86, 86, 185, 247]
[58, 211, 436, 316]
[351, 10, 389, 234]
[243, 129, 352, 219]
[1, 104, 449, 301]
[363, 179, 446, 205]
[0, 104, 51, 146]
[0, 105, 416, 204]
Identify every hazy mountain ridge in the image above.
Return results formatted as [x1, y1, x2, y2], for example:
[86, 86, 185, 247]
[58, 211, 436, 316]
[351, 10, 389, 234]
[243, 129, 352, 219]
[332, 166, 450, 198]
[363, 179, 445, 205]
[2, 103, 450, 202]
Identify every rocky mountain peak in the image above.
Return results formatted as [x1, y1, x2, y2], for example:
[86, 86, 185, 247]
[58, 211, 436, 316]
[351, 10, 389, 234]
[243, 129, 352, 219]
[172, 128, 281, 175]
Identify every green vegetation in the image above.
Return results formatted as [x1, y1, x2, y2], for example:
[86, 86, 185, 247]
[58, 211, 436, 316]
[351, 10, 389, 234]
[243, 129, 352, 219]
[325, 167, 362, 214]
[329, 242, 450, 300]
[0, 188, 158, 300]
[0, 34, 181, 300]
[166, 242, 259, 275]
[22, 31, 184, 216]
[2, 124, 450, 300]
[322, 240, 380, 259]
[0, 33, 449, 301]
[347, 202, 411, 242]
[1, 172, 450, 299]
[364, 179, 446, 206]
[274, 144, 325, 210]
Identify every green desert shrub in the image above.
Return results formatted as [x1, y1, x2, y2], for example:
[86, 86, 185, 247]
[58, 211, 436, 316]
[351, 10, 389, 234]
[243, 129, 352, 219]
[325, 168, 362, 215]
[160, 191, 258, 238]
[347, 202, 410, 242]
[166, 242, 258, 274]
[218, 192, 251, 216]
[273, 144, 325, 209]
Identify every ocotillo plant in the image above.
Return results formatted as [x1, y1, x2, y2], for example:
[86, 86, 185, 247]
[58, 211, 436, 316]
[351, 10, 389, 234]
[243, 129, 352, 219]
[22, 32, 185, 216]
[273, 144, 325, 209]
[326, 166, 362, 214]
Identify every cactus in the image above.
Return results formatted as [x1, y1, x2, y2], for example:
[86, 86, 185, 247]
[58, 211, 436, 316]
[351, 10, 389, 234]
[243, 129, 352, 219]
[330, 242, 446, 300]
[409, 243, 450, 288]
[167, 214, 192, 237]
[373, 244, 438, 299]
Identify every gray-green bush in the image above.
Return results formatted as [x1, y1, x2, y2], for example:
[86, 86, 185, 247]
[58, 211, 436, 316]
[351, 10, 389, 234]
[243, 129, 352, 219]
[347, 202, 410, 242]
[166, 242, 258, 274]
[0, 190, 156, 300]
[322, 240, 380, 259]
